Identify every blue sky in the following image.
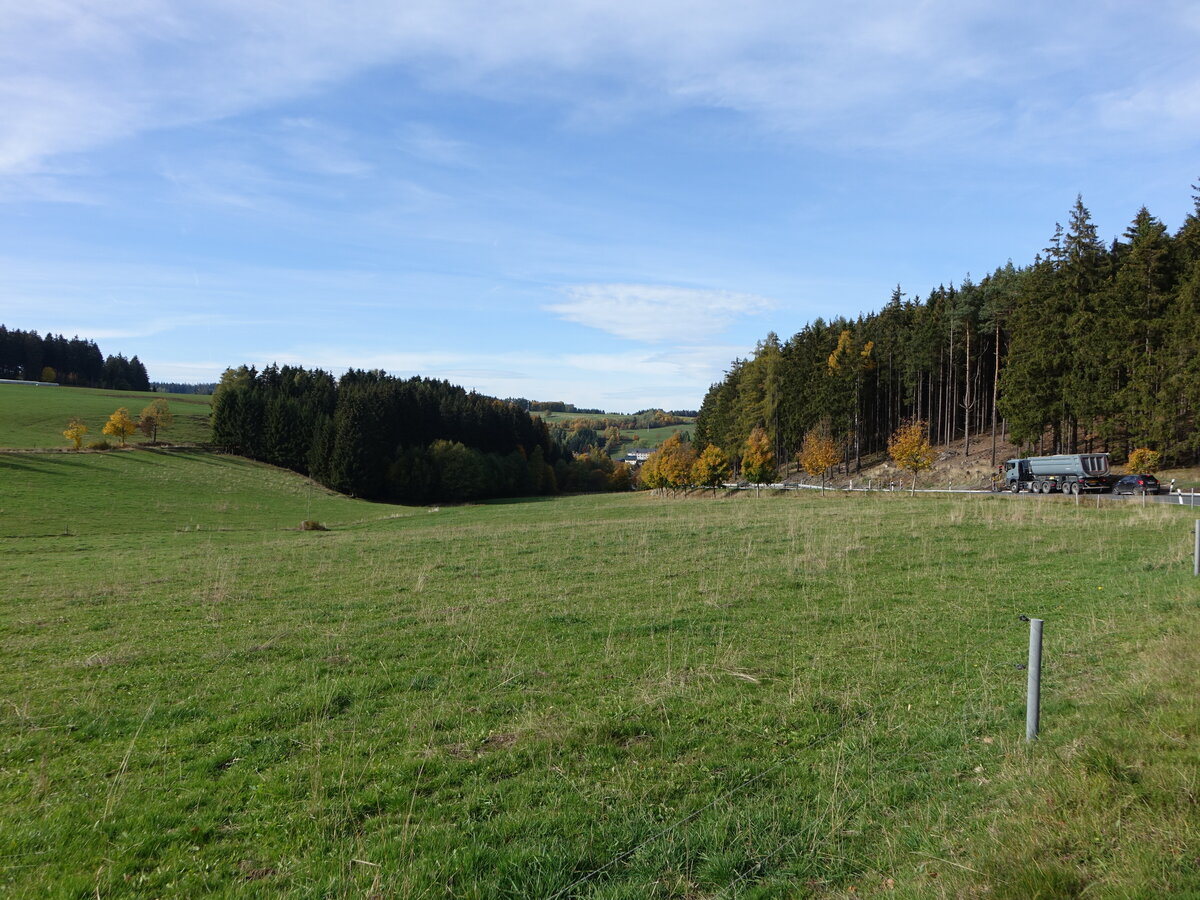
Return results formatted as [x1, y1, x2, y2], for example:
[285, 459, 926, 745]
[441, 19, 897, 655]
[3, 1, 1199, 411]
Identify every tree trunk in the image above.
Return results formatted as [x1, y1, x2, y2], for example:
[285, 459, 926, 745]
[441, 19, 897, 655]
[962, 325, 972, 458]
[853, 386, 862, 473]
[947, 321, 955, 448]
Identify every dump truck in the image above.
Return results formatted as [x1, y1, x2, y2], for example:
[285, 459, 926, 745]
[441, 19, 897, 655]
[1004, 453, 1113, 494]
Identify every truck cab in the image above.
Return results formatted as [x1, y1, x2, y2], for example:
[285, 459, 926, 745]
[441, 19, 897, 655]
[1004, 459, 1031, 490]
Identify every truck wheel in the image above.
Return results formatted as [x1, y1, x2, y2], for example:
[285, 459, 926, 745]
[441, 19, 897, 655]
[1011, 482, 1020, 493]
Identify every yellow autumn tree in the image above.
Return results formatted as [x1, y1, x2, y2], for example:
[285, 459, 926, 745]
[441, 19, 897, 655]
[639, 450, 666, 491]
[796, 429, 841, 492]
[63, 418, 88, 450]
[691, 443, 731, 493]
[887, 421, 936, 495]
[102, 407, 138, 446]
[656, 433, 697, 491]
[741, 425, 775, 484]
[1125, 447, 1160, 473]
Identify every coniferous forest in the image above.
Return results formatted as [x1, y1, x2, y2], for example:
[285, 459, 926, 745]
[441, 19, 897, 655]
[697, 190, 1200, 471]
[209, 365, 631, 503]
[0, 326, 150, 391]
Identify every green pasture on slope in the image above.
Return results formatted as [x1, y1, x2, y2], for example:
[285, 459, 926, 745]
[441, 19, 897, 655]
[533, 411, 694, 451]
[0, 383, 212, 448]
[2, 452, 1198, 898]
[0, 449, 396, 539]
[624, 422, 695, 451]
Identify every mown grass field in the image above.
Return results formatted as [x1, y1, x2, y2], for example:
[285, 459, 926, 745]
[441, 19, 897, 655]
[2, 447, 1198, 898]
[0, 384, 212, 448]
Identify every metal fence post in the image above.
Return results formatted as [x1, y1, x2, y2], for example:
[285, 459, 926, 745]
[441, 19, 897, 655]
[1194, 520, 1199, 577]
[1025, 617, 1043, 742]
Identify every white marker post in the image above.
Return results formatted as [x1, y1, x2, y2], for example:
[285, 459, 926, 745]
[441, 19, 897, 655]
[1025, 617, 1043, 742]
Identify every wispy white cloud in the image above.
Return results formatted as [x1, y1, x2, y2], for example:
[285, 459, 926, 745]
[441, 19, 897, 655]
[5, 0, 1199, 184]
[139, 359, 231, 382]
[547, 284, 776, 343]
[1095, 78, 1200, 139]
[158, 158, 286, 211]
[71, 314, 239, 341]
[397, 123, 476, 168]
[276, 118, 372, 177]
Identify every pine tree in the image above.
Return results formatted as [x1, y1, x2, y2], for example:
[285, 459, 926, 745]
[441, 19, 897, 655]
[1113, 208, 1174, 451]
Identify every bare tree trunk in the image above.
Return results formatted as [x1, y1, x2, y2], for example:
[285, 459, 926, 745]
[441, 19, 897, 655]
[931, 355, 940, 448]
[917, 370, 923, 424]
[853, 386, 861, 473]
[962, 325, 973, 458]
[947, 321, 955, 448]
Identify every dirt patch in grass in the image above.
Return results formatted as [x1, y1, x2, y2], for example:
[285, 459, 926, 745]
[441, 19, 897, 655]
[238, 860, 277, 881]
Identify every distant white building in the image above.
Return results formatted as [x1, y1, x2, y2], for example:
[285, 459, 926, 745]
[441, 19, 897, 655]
[623, 448, 654, 464]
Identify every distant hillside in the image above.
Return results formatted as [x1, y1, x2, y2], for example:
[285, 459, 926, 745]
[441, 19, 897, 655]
[535, 409, 696, 458]
[151, 382, 216, 395]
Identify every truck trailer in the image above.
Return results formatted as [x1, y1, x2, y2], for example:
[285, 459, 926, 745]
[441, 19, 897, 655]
[1004, 453, 1112, 494]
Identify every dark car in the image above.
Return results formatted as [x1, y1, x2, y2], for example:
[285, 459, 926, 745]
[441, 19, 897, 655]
[1111, 474, 1161, 495]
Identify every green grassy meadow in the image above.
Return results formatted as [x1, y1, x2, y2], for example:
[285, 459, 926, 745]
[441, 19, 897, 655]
[624, 422, 694, 450]
[2, 444, 1198, 897]
[0, 384, 213, 448]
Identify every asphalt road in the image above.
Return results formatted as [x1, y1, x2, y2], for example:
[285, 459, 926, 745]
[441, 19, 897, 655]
[1001, 488, 1200, 506]
[1108, 490, 1200, 506]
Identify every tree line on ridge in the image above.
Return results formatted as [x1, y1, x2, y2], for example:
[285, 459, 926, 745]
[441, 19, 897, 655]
[696, 188, 1200, 472]
[0, 326, 150, 391]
